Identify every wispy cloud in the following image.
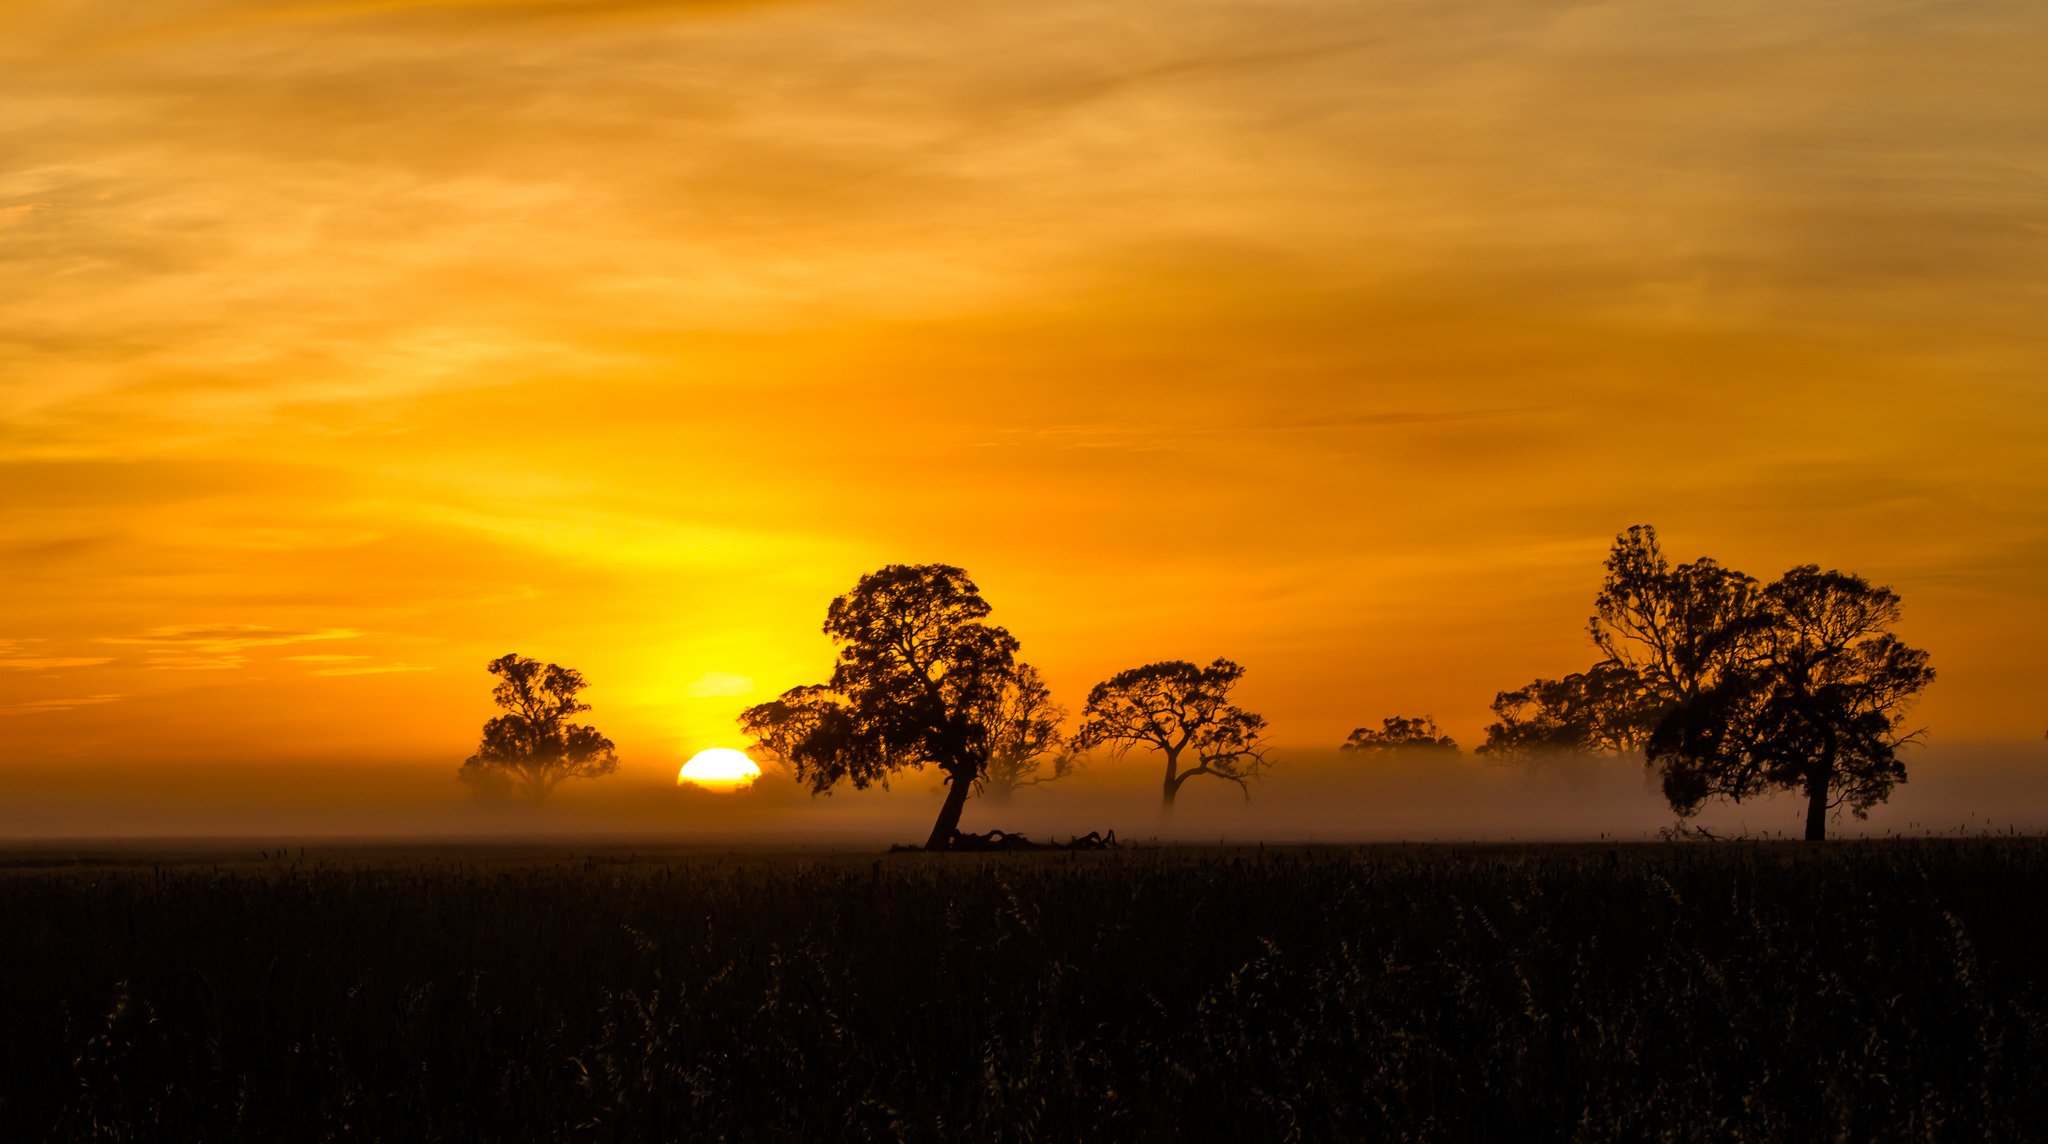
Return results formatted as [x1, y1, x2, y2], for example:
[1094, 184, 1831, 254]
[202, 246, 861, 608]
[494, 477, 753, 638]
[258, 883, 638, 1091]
[307, 662, 432, 677]
[684, 671, 753, 698]
[0, 638, 115, 670]
[992, 409, 1546, 451]
[0, 694, 124, 715]
[0, 657, 116, 670]
[100, 624, 364, 669]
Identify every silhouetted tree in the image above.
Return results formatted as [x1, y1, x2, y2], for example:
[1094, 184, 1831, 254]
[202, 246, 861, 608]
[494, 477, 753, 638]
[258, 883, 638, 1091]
[1651, 566, 1933, 840]
[1476, 663, 1655, 759]
[1484, 526, 1935, 837]
[737, 564, 1020, 850]
[1077, 658, 1269, 811]
[458, 653, 617, 800]
[1590, 524, 1766, 712]
[1479, 526, 1764, 760]
[978, 664, 1078, 803]
[736, 683, 833, 771]
[1341, 716, 1460, 754]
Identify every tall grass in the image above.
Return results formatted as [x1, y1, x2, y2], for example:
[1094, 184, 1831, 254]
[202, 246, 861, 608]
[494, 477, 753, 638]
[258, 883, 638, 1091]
[3, 840, 2044, 1140]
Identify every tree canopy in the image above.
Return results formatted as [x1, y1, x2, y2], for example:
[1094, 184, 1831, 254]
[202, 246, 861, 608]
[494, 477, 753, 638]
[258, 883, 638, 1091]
[1077, 658, 1269, 810]
[1475, 663, 1654, 760]
[737, 564, 1023, 850]
[1341, 716, 1460, 754]
[1481, 525, 1933, 838]
[458, 653, 618, 800]
[1590, 524, 1766, 709]
[1650, 566, 1934, 839]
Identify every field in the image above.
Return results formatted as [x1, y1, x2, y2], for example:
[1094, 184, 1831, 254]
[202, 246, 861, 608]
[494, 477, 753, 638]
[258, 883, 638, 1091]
[3, 839, 2045, 1141]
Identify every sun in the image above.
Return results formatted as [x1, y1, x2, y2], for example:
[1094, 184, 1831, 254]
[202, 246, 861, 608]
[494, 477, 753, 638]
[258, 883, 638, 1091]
[677, 747, 762, 791]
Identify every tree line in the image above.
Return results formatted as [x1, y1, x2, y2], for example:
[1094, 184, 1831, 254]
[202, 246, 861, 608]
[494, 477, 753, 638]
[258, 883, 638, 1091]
[457, 525, 1933, 846]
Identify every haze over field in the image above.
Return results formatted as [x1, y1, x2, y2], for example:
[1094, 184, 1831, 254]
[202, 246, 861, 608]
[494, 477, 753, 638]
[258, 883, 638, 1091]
[3, 0, 2045, 835]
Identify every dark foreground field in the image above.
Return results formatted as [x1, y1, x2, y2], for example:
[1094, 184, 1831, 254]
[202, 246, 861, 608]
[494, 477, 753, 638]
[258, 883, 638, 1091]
[3, 840, 2045, 1141]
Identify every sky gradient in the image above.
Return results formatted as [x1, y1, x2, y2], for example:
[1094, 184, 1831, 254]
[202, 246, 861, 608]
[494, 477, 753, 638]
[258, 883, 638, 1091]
[3, 0, 2045, 832]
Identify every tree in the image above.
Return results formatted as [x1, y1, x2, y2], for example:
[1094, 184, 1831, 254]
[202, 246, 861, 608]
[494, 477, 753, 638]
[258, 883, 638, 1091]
[1650, 566, 1934, 840]
[736, 683, 833, 771]
[458, 653, 618, 800]
[1590, 524, 1765, 712]
[1476, 663, 1655, 759]
[1479, 525, 1764, 761]
[1076, 658, 1270, 811]
[1341, 716, 1460, 754]
[737, 564, 1021, 850]
[978, 664, 1079, 803]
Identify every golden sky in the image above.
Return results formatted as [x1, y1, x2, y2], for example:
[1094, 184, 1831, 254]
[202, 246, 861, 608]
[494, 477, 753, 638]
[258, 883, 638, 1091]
[3, 0, 2045, 821]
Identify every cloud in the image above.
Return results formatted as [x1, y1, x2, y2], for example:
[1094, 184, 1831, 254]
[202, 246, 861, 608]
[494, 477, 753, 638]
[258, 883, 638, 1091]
[283, 652, 434, 675]
[0, 639, 114, 670]
[684, 671, 754, 698]
[308, 662, 433, 677]
[101, 624, 364, 669]
[0, 694, 124, 716]
[0, 0, 2043, 774]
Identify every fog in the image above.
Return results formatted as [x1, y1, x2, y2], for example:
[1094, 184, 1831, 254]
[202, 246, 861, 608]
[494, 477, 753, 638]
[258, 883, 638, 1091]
[4, 742, 2042, 845]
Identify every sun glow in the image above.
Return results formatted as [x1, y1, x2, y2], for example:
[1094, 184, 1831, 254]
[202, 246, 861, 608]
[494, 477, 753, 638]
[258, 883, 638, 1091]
[677, 747, 762, 791]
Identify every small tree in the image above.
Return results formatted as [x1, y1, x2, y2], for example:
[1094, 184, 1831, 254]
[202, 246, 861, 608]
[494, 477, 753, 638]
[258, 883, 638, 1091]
[1476, 663, 1655, 759]
[1651, 566, 1933, 840]
[1077, 658, 1269, 812]
[738, 564, 1020, 850]
[978, 664, 1078, 803]
[1341, 715, 1459, 754]
[736, 683, 833, 772]
[459, 653, 618, 800]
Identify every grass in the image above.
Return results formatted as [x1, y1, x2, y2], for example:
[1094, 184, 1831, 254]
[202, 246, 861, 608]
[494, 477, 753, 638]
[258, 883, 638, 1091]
[3, 839, 2045, 1140]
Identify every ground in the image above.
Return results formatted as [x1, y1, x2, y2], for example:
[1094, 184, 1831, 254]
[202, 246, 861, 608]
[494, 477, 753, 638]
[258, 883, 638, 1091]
[3, 839, 2044, 1140]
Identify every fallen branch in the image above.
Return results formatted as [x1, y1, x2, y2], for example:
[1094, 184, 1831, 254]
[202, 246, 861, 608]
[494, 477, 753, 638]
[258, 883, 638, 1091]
[892, 829, 1120, 853]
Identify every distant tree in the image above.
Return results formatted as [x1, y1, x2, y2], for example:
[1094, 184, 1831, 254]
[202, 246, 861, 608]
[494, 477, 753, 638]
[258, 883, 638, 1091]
[737, 564, 1021, 851]
[978, 664, 1079, 803]
[1476, 662, 1655, 759]
[1341, 716, 1460, 754]
[1484, 526, 1935, 837]
[736, 683, 834, 771]
[459, 653, 618, 800]
[1077, 658, 1270, 811]
[1651, 566, 1934, 840]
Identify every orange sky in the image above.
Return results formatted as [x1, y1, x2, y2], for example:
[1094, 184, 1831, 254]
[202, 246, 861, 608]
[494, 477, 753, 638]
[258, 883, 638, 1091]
[3, 0, 2045, 829]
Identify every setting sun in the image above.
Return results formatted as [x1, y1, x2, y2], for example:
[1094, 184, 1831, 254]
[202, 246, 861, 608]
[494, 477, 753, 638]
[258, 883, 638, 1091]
[677, 747, 762, 792]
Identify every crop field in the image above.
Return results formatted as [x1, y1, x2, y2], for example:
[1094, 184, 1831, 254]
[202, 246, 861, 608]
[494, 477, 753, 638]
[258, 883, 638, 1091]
[3, 839, 2045, 1141]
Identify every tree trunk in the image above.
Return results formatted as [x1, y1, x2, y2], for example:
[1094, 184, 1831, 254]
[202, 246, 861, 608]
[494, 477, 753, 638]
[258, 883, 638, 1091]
[1161, 749, 1182, 814]
[1803, 764, 1830, 842]
[924, 764, 975, 850]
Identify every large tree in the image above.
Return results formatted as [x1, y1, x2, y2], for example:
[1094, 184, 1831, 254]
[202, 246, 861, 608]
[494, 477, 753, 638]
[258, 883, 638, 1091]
[458, 653, 618, 800]
[1077, 658, 1269, 811]
[1589, 524, 1766, 711]
[1479, 526, 1764, 761]
[1651, 566, 1934, 840]
[738, 564, 1022, 850]
[1481, 526, 1934, 838]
